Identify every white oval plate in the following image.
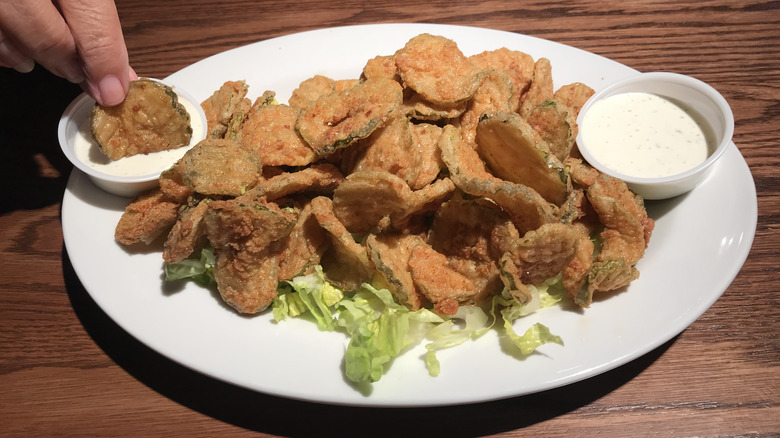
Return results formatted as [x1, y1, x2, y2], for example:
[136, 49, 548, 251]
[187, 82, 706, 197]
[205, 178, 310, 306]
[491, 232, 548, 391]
[61, 23, 757, 407]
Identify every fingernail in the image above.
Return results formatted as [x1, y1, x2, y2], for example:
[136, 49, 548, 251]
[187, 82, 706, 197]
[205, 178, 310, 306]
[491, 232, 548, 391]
[0, 40, 34, 73]
[12, 57, 35, 74]
[98, 75, 125, 106]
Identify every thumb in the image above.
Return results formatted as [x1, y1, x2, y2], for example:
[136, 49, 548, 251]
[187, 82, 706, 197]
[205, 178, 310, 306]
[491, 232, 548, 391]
[60, 0, 133, 106]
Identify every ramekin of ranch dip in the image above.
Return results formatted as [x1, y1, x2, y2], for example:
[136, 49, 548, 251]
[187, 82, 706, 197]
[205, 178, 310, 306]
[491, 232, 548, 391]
[58, 80, 207, 197]
[576, 72, 734, 200]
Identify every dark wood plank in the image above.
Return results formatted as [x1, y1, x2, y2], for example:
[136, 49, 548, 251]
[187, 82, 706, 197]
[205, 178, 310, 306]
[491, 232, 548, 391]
[1, 0, 778, 435]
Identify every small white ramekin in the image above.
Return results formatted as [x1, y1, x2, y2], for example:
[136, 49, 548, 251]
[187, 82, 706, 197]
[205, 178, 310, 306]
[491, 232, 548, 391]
[58, 80, 207, 197]
[575, 72, 734, 200]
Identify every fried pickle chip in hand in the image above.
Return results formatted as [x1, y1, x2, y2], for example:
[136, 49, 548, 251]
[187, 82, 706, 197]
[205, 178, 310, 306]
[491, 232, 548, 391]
[91, 78, 193, 160]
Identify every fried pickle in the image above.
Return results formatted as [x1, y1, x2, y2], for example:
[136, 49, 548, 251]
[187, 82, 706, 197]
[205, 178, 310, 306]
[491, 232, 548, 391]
[203, 198, 297, 313]
[439, 125, 556, 233]
[288, 75, 336, 110]
[408, 242, 476, 315]
[553, 82, 595, 116]
[476, 111, 569, 205]
[331, 170, 411, 234]
[114, 188, 183, 245]
[296, 78, 403, 156]
[362, 55, 401, 82]
[310, 196, 374, 291]
[469, 47, 534, 112]
[277, 201, 329, 281]
[245, 163, 345, 202]
[561, 222, 596, 305]
[510, 223, 581, 286]
[180, 139, 261, 197]
[526, 99, 578, 162]
[163, 200, 210, 264]
[158, 161, 193, 203]
[458, 69, 515, 145]
[409, 123, 445, 189]
[237, 102, 317, 167]
[402, 91, 468, 122]
[91, 78, 192, 160]
[366, 233, 426, 310]
[395, 33, 483, 106]
[201, 80, 249, 139]
[342, 114, 419, 187]
[518, 57, 554, 118]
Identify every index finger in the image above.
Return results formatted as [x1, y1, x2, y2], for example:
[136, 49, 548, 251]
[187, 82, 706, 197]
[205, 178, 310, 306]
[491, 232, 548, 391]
[0, 0, 84, 82]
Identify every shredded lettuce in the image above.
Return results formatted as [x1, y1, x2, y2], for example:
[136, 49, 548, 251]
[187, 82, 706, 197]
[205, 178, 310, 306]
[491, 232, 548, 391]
[164, 245, 216, 286]
[338, 284, 444, 383]
[493, 275, 565, 354]
[273, 266, 343, 330]
[424, 305, 492, 376]
[423, 276, 565, 376]
[274, 278, 443, 383]
[167, 247, 566, 385]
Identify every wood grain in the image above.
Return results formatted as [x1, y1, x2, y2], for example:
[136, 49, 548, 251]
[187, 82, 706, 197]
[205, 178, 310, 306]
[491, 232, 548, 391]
[1, 0, 778, 436]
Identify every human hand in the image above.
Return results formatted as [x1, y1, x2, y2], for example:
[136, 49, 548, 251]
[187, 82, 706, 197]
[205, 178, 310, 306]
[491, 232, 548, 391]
[0, 0, 137, 106]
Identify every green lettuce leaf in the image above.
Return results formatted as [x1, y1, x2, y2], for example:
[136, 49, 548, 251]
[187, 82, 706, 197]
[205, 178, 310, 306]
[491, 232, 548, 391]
[272, 266, 343, 331]
[338, 284, 443, 383]
[424, 305, 492, 376]
[164, 245, 215, 286]
[495, 275, 565, 355]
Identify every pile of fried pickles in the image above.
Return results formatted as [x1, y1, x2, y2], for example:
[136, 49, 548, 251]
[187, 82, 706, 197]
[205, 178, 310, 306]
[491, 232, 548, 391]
[114, 34, 654, 316]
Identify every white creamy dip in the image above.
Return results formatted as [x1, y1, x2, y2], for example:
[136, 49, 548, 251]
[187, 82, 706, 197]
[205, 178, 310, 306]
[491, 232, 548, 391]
[73, 92, 204, 177]
[580, 92, 715, 178]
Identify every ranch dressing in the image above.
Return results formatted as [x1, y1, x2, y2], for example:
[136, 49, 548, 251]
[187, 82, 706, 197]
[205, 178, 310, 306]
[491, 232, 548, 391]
[73, 93, 204, 177]
[581, 92, 715, 178]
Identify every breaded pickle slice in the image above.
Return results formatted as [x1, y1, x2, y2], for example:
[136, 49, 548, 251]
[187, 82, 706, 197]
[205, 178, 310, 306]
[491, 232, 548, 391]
[288, 75, 335, 110]
[469, 47, 535, 112]
[332, 170, 411, 235]
[237, 101, 317, 167]
[201, 80, 249, 139]
[362, 55, 401, 82]
[295, 78, 403, 157]
[310, 196, 374, 292]
[395, 33, 482, 106]
[203, 199, 297, 314]
[180, 139, 260, 197]
[526, 99, 577, 162]
[91, 78, 192, 160]
[459, 68, 515, 145]
[439, 125, 555, 234]
[366, 233, 425, 310]
[519, 57, 554, 118]
[476, 111, 568, 206]
[553, 82, 595, 117]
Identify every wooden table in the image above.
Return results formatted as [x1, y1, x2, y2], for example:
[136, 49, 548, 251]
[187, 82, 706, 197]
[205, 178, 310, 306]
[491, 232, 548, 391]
[2, 0, 778, 436]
